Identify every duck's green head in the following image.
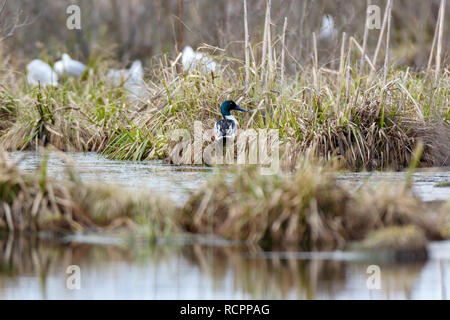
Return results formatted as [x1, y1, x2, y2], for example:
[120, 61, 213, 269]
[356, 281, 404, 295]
[220, 100, 247, 117]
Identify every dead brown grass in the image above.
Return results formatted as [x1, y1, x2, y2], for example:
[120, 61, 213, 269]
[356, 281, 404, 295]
[0, 149, 178, 235]
[181, 162, 447, 249]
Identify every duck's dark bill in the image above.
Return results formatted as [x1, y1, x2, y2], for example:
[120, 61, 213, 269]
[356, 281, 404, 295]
[235, 106, 248, 112]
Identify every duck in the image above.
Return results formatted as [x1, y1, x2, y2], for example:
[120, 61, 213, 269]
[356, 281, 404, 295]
[182, 46, 217, 73]
[53, 53, 87, 77]
[213, 100, 248, 144]
[26, 59, 59, 87]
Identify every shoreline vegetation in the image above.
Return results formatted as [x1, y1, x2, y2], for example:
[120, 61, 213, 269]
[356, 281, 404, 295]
[0, 149, 449, 252]
[0, 55, 448, 171]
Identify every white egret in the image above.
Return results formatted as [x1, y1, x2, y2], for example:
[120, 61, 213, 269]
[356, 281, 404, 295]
[53, 53, 86, 77]
[318, 14, 337, 40]
[106, 60, 144, 98]
[124, 60, 144, 98]
[182, 46, 216, 73]
[26, 59, 59, 87]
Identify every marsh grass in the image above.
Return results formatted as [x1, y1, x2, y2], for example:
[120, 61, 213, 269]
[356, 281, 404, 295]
[0, 2, 449, 171]
[0, 87, 16, 133]
[2, 52, 448, 171]
[0, 149, 178, 236]
[0, 149, 449, 249]
[181, 161, 447, 249]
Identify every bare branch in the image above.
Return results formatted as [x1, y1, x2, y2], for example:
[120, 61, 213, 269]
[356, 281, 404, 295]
[0, 0, 7, 18]
[0, 0, 30, 43]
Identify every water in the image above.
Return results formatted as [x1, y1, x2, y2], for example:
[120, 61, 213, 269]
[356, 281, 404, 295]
[0, 235, 449, 300]
[1, 151, 450, 299]
[6, 151, 216, 203]
[338, 170, 450, 202]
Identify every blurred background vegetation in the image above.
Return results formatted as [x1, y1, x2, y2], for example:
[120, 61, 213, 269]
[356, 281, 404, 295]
[0, 0, 448, 71]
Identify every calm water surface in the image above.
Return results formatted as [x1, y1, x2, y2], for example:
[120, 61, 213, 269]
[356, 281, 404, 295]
[6, 151, 450, 202]
[1, 151, 449, 299]
[0, 235, 449, 299]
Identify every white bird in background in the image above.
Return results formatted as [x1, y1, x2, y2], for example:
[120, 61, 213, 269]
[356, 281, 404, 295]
[127, 60, 144, 84]
[107, 60, 144, 98]
[182, 46, 217, 73]
[26, 59, 59, 87]
[318, 14, 337, 40]
[53, 53, 87, 77]
[124, 60, 144, 98]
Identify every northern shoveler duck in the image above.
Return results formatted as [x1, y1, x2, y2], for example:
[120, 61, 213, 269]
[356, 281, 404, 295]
[213, 100, 247, 144]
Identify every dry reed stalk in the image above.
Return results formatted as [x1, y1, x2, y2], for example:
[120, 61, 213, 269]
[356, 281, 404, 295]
[260, 0, 270, 83]
[350, 37, 376, 71]
[435, 0, 446, 83]
[156, 0, 162, 52]
[298, 0, 307, 61]
[371, 0, 392, 75]
[267, 0, 273, 77]
[280, 17, 288, 88]
[244, 0, 250, 89]
[383, 0, 393, 85]
[358, 0, 371, 76]
[427, 7, 440, 74]
[337, 32, 346, 111]
[345, 36, 353, 104]
[313, 32, 318, 91]
[397, 82, 424, 120]
[177, 0, 183, 50]
[298, 0, 308, 61]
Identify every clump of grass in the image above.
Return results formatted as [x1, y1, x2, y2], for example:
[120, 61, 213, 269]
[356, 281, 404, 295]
[0, 51, 133, 152]
[0, 87, 16, 133]
[0, 149, 178, 236]
[181, 161, 446, 249]
[361, 225, 427, 252]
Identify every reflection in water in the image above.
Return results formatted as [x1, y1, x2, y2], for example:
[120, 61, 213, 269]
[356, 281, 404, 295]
[0, 235, 448, 299]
